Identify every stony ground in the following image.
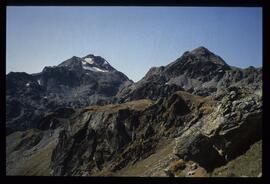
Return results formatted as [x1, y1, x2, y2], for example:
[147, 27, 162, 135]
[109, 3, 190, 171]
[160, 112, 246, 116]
[87, 138, 262, 177]
[90, 138, 262, 177]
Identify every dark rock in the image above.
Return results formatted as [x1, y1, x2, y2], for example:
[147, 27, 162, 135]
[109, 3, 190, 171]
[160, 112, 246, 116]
[117, 46, 261, 102]
[6, 54, 132, 134]
[144, 124, 155, 138]
[50, 100, 153, 175]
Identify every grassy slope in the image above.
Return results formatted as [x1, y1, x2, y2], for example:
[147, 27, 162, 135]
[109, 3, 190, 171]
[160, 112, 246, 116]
[96, 139, 262, 177]
[112, 138, 175, 176]
[211, 140, 262, 177]
[6, 129, 58, 176]
[83, 99, 154, 113]
[22, 142, 56, 175]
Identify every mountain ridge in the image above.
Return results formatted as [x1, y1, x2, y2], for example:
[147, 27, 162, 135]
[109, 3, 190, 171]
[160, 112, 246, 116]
[116, 46, 262, 102]
[6, 46, 262, 177]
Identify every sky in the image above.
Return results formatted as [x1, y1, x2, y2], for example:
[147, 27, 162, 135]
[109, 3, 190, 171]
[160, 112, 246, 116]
[6, 6, 262, 82]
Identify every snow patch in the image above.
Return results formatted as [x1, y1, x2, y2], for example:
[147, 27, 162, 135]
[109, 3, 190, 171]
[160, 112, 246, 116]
[83, 57, 94, 65]
[92, 67, 109, 72]
[37, 79, 41, 85]
[82, 65, 109, 72]
[26, 82, 30, 87]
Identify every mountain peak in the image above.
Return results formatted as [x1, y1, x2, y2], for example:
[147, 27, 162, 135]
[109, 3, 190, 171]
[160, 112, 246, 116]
[190, 46, 211, 55]
[83, 54, 95, 58]
[57, 54, 115, 72]
[189, 46, 227, 66]
[81, 54, 115, 72]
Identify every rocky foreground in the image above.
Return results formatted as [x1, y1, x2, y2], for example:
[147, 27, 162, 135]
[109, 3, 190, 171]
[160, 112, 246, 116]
[6, 86, 262, 176]
[6, 47, 262, 176]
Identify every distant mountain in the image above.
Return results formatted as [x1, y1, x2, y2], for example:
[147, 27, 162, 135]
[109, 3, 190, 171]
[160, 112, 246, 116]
[116, 46, 262, 102]
[6, 54, 133, 134]
[58, 54, 116, 72]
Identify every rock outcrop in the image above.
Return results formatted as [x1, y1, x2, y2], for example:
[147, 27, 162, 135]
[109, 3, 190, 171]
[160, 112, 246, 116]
[173, 86, 262, 171]
[50, 99, 154, 176]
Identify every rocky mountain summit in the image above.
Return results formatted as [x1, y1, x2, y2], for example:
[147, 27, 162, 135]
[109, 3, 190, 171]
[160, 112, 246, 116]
[6, 47, 262, 177]
[6, 54, 132, 134]
[116, 46, 262, 102]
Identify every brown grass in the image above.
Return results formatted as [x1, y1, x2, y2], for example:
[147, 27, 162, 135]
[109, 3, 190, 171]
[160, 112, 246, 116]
[192, 167, 208, 177]
[83, 99, 153, 113]
[23, 142, 56, 175]
[174, 91, 217, 113]
[201, 105, 215, 115]
[169, 159, 186, 172]
[110, 138, 175, 176]
[7, 141, 56, 176]
[211, 140, 262, 177]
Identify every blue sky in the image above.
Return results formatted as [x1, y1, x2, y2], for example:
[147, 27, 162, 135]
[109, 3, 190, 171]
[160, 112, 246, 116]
[6, 7, 262, 82]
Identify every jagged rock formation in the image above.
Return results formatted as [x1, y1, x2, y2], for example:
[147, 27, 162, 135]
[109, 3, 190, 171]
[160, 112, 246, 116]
[116, 46, 262, 102]
[50, 99, 154, 176]
[48, 86, 261, 176]
[173, 86, 262, 171]
[6, 47, 262, 177]
[6, 55, 132, 134]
